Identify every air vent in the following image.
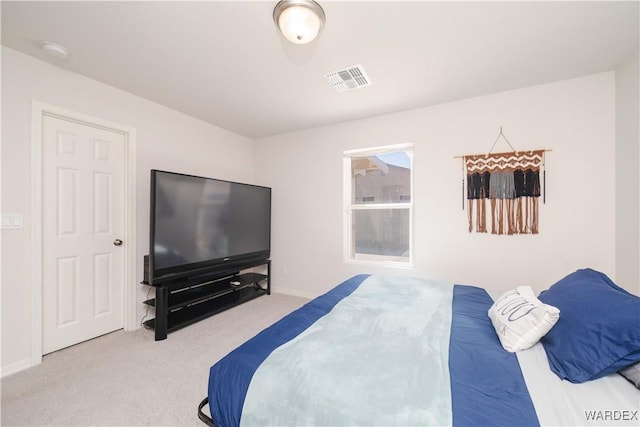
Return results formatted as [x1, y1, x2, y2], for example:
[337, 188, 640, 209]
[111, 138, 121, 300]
[324, 64, 371, 93]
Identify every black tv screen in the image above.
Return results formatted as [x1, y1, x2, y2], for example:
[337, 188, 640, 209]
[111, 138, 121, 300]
[149, 170, 271, 283]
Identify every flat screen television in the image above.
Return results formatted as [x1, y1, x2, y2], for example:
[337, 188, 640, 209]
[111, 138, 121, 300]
[149, 169, 271, 284]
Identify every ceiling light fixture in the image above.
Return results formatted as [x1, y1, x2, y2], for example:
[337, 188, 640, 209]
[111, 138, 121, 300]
[273, 0, 326, 45]
[41, 41, 68, 59]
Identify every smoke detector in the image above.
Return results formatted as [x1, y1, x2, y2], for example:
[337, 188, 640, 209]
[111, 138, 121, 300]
[324, 64, 371, 93]
[41, 41, 68, 59]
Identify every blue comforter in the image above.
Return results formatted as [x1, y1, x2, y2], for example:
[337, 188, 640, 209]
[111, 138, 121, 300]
[207, 274, 538, 427]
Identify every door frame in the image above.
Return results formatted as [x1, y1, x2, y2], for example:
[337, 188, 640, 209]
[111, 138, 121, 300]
[30, 101, 137, 366]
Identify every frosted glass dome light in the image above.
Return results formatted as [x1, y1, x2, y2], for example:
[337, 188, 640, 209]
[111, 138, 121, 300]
[273, 0, 325, 45]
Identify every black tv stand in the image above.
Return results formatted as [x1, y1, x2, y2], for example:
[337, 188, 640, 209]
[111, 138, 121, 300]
[142, 259, 270, 340]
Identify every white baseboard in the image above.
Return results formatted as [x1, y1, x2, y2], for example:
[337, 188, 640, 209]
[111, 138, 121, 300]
[2, 358, 33, 378]
[272, 287, 317, 300]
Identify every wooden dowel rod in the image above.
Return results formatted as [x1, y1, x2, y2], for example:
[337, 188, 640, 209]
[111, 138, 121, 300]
[453, 149, 552, 159]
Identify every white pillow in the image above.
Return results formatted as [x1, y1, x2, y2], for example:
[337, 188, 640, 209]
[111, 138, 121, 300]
[488, 286, 560, 353]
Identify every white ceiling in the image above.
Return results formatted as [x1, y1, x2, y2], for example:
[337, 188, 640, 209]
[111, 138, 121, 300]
[2, 1, 638, 139]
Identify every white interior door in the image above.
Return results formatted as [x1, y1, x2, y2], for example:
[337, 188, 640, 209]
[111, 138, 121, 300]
[42, 114, 126, 354]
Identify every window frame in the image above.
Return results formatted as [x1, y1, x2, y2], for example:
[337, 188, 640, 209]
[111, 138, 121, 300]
[343, 143, 414, 268]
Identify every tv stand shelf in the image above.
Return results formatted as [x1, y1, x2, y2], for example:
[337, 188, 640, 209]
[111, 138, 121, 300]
[142, 259, 270, 340]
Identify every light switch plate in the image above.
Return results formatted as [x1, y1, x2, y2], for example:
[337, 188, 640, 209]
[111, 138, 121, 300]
[1, 214, 24, 230]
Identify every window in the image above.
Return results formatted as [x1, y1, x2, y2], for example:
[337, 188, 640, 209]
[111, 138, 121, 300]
[343, 144, 413, 266]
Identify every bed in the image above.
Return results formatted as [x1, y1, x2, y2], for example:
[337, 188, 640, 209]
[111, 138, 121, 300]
[198, 269, 640, 427]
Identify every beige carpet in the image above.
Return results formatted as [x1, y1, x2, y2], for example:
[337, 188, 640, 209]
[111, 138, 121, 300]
[1, 293, 308, 426]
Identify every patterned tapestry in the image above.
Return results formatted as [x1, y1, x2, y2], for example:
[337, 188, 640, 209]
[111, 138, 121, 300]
[465, 150, 544, 235]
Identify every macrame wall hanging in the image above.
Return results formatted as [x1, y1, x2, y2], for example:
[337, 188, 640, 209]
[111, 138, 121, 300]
[457, 128, 550, 235]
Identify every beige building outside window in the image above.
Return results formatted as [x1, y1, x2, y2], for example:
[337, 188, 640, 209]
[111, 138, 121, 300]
[343, 144, 413, 266]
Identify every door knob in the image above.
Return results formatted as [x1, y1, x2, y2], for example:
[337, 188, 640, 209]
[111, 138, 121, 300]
[113, 239, 123, 246]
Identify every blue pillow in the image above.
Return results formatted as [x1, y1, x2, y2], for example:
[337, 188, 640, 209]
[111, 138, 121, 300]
[538, 268, 640, 383]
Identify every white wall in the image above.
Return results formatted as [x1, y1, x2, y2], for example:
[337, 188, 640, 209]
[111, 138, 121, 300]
[1, 47, 256, 374]
[3, 43, 634, 376]
[255, 72, 618, 298]
[615, 50, 640, 294]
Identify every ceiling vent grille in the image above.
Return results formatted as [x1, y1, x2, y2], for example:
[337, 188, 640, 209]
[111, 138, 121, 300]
[324, 65, 371, 93]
